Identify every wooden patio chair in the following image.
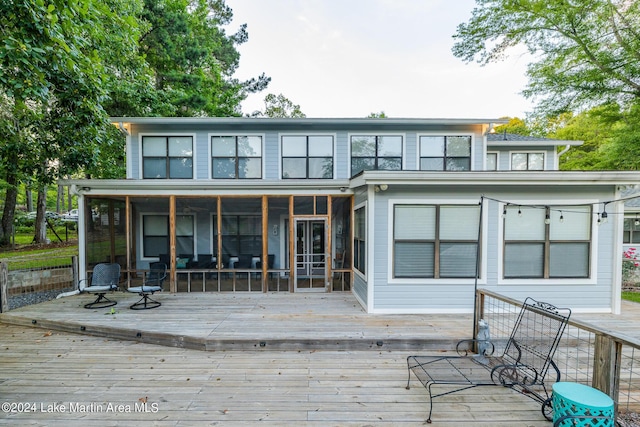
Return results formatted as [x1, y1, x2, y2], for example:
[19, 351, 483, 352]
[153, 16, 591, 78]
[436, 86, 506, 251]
[406, 297, 571, 423]
[127, 262, 167, 310]
[80, 263, 121, 309]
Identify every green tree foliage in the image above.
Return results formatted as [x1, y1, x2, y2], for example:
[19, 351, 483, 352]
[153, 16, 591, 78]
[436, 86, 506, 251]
[251, 93, 306, 118]
[453, 0, 640, 116]
[138, 0, 270, 117]
[0, 0, 270, 245]
[494, 117, 532, 136]
[0, 0, 131, 243]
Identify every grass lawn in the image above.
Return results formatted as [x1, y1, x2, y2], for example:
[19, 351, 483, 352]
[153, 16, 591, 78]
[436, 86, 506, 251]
[622, 291, 640, 303]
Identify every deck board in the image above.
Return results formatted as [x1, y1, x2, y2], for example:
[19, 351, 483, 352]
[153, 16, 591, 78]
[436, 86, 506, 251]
[0, 323, 550, 426]
[3, 293, 640, 425]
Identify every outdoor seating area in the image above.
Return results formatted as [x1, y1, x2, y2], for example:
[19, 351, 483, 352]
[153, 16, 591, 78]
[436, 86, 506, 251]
[406, 297, 572, 423]
[79, 262, 121, 309]
[127, 262, 167, 310]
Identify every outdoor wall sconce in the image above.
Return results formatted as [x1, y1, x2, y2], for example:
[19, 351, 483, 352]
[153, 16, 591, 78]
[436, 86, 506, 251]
[339, 187, 347, 192]
[375, 184, 388, 192]
[272, 224, 278, 236]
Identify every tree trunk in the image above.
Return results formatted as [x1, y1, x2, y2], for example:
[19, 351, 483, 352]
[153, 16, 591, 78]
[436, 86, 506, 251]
[26, 188, 33, 212]
[34, 188, 47, 244]
[0, 171, 18, 246]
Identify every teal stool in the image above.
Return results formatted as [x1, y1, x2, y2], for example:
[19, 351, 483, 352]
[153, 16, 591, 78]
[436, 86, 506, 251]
[552, 382, 614, 427]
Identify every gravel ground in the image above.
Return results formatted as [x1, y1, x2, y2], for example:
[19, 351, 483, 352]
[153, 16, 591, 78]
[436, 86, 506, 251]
[8, 287, 75, 311]
[620, 413, 640, 427]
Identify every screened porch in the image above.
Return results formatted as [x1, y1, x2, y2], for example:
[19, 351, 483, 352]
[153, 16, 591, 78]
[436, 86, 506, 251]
[82, 195, 353, 293]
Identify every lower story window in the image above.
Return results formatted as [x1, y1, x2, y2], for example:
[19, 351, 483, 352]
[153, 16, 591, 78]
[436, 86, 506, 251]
[142, 214, 194, 257]
[503, 205, 591, 278]
[354, 206, 366, 274]
[393, 204, 480, 278]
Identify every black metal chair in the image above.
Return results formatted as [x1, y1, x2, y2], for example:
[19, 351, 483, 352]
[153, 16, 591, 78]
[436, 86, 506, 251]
[406, 297, 571, 423]
[127, 263, 167, 310]
[80, 263, 121, 309]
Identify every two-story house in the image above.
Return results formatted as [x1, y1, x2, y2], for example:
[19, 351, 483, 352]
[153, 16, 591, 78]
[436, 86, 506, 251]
[61, 117, 640, 314]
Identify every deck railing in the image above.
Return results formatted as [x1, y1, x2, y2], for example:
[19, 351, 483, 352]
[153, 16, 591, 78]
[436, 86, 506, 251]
[476, 289, 640, 415]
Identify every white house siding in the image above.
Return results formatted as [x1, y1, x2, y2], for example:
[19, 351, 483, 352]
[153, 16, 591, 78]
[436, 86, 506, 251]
[369, 185, 619, 313]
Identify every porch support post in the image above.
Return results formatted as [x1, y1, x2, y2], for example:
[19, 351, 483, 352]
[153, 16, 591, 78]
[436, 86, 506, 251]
[593, 333, 621, 411]
[327, 196, 332, 292]
[125, 196, 131, 286]
[262, 195, 268, 292]
[289, 195, 294, 293]
[169, 195, 176, 293]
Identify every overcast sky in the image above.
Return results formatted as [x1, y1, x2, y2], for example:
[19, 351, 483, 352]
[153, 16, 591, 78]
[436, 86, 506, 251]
[227, 0, 533, 119]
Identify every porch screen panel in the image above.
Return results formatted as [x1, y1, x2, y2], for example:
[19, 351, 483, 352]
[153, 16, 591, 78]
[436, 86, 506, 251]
[220, 198, 262, 261]
[85, 198, 126, 268]
[176, 215, 194, 256]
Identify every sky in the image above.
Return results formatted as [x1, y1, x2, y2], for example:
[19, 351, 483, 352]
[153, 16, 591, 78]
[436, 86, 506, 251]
[226, 0, 534, 119]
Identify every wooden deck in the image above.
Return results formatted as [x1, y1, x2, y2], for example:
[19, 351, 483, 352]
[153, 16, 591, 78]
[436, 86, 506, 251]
[2, 292, 640, 425]
[0, 292, 472, 351]
[0, 322, 552, 426]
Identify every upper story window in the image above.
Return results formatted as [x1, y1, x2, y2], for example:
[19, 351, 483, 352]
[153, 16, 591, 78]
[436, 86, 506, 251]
[211, 136, 262, 179]
[511, 152, 544, 170]
[503, 205, 591, 278]
[486, 152, 498, 171]
[142, 136, 193, 179]
[282, 135, 333, 179]
[419, 136, 471, 171]
[350, 135, 402, 177]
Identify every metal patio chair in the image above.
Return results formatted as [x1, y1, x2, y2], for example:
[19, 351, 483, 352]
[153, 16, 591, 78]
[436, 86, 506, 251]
[80, 263, 121, 309]
[127, 262, 167, 310]
[406, 297, 571, 424]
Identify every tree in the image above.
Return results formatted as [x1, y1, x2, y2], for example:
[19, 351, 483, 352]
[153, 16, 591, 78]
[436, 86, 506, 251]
[494, 117, 532, 136]
[251, 93, 306, 118]
[453, 0, 640, 116]
[0, 0, 140, 244]
[138, 0, 270, 117]
[367, 111, 387, 118]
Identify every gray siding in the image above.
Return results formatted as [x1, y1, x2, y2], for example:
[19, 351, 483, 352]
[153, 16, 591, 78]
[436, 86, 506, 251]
[370, 186, 617, 312]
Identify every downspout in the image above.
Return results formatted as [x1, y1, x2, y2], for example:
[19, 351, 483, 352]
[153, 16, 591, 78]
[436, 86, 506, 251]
[557, 144, 571, 169]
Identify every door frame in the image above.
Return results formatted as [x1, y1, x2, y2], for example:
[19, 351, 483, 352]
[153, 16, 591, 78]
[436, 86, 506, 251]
[292, 217, 328, 292]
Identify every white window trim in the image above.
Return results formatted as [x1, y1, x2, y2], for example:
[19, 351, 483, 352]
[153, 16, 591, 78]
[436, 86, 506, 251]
[138, 133, 197, 180]
[207, 132, 266, 180]
[353, 201, 367, 282]
[416, 132, 475, 172]
[496, 200, 598, 286]
[508, 150, 546, 171]
[277, 132, 337, 180]
[386, 198, 488, 285]
[347, 132, 406, 177]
